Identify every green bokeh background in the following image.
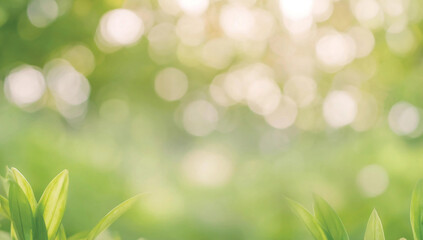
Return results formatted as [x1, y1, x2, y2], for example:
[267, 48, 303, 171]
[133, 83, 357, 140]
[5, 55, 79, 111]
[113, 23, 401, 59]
[1, 0, 423, 239]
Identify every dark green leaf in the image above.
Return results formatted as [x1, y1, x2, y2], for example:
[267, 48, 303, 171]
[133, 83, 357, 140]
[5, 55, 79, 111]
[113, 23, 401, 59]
[33, 206, 48, 240]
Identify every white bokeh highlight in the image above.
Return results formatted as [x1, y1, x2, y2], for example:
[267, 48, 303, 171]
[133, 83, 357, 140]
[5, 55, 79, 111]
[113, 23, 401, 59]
[177, 0, 209, 15]
[183, 100, 219, 136]
[388, 102, 420, 136]
[155, 68, 188, 101]
[181, 149, 233, 187]
[323, 90, 357, 128]
[98, 9, 144, 47]
[4, 66, 46, 107]
[357, 164, 389, 197]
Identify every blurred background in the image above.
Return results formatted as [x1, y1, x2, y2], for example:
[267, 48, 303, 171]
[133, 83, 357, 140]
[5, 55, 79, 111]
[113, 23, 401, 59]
[0, 0, 422, 239]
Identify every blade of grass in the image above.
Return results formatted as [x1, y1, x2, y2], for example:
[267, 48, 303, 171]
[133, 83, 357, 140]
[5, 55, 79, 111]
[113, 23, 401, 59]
[38, 170, 69, 240]
[411, 179, 423, 240]
[87, 195, 140, 240]
[286, 198, 328, 240]
[313, 194, 349, 240]
[364, 209, 385, 240]
[9, 182, 33, 240]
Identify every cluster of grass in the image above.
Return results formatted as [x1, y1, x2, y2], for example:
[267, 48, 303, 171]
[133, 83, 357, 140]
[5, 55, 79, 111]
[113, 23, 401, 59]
[0, 168, 138, 240]
[288, 180, 423, 240]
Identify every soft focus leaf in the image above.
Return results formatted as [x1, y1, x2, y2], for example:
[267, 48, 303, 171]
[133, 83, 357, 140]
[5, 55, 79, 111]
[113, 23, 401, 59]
[9, 182, 33, 240]
[411, 179, 423, 240]
[313, 194, 349, 240]
[87, 195, 140, 240]
[364, 209, 385, 240]
[286, 198, 328, 240]
[0, 174, 9, 196]
[38, 170, 69, 240]
[0, 195, 10, 218]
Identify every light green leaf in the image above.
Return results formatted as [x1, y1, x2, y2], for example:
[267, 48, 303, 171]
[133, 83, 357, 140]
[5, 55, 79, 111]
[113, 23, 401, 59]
[0, 174, 9, 196]
[286, 198, 328, 240]
[9, 182, 33, 240]
[10, 168, 37, 212]
[313, 194, 349, 240]
[87, 195, 140, 240]
[0, 195, 10, 218]
[33, 206, 48, 240]
[364, 209, 385, 240]
[55, 225, 66, 240]
[67, 231, 88, 240]
[38, 170, 69, 240]
[411, 179, 423, 240]
[11, 225, 18, 240]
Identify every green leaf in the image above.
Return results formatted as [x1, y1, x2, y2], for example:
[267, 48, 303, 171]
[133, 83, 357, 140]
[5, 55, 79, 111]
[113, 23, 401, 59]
[411, 179, 423, 240]
[33, 206, 48, 240]
[11, 225, 18, 240]
[54, 225, 66, 240]
[38, 170, 69, 240]
[0, 174, 9, 196]
[9, 182, 33, 240]
[67, 231, 88, 240]
[10, 168, 37, 212]
[364, 209, 385, 240]
[0, 195, 10, 218]
[286, 198, 328, 240]
[87, 195, 140, 240]
[313, 194, 349, 240]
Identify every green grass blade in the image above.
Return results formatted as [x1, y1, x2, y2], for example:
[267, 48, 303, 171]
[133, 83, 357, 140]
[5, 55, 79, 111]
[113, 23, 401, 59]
[33, 206, 48, 240]
[10, 168, 37, 212]
[313, 194, 349, 240]
[9, 182, 33, 240]
[411, 179, 423, 240]
[38, 170, 69, 240]
[54, 225, 66, 240]
[87, 195, 140, 240]
[286, 198, 328, 240]
[364, 209, 385, 240]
